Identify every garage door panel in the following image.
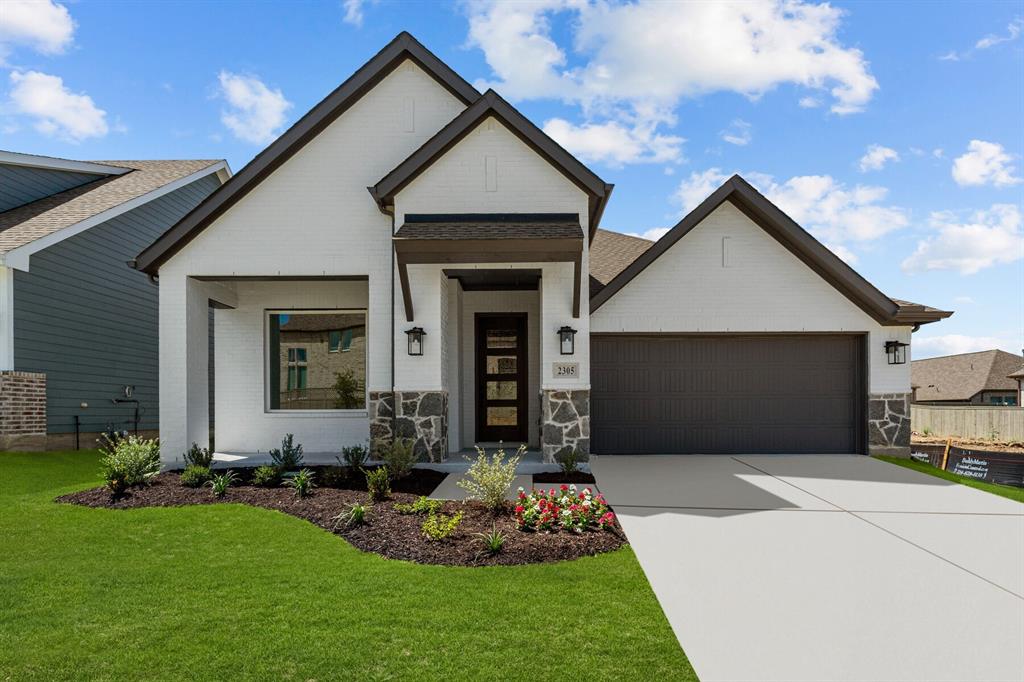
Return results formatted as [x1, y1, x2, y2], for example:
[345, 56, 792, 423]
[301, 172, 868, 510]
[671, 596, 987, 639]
[591, 335, 864, 455]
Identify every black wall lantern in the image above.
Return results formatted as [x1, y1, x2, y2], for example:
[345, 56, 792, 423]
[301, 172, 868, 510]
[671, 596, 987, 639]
[558, 326, 577, 355]
[885, 340, 908, 365]
[405, 327, 426, 356]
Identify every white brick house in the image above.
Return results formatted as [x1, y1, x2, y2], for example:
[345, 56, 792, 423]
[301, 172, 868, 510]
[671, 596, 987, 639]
[134, 32, 951, 466]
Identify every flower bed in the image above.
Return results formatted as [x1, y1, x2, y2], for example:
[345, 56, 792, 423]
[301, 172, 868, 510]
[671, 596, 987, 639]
[59, 471, 625, 567]
[515, 484, 615, 532]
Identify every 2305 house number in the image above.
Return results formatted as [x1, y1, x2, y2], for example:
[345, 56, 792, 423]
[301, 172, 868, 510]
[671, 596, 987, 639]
[552, 362, 579, 378]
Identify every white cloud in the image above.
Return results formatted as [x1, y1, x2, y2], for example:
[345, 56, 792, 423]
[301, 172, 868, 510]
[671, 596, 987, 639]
[953, 296, 974, 304]
[902, 204, 1023, 275]
[824, 242, 858, 264]
[798, 96, 822, 108]
[858, 144, 900, 172]
[626, 227, 671, 241]
[951, 140, 1021, 187]
[939, 18, 1023, 61]
[975, 18, 1023, 50]
[720, 119, 752, 146]
[0, 0, 74, 62]
[542, 117, 684, 166]
[465, 0, 878, 165]
[216, 71, 292, 144]
[933, 148, 944, 158]
[342, 0, 377, 27]
[913, 334, 1013, 358]
[674, 168, 908, 246]
[7, 70, 107, 142]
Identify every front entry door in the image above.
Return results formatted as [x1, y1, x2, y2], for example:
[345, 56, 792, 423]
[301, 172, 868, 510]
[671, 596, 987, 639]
[475, 314, 528, 443]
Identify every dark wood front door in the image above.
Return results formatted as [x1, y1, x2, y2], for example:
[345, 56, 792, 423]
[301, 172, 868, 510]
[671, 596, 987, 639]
[475, 314, 528, 443]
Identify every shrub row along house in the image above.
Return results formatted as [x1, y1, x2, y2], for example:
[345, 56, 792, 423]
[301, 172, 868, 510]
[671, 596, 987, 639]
[0, 151, 228, 449]
[127, 32, 951, 465]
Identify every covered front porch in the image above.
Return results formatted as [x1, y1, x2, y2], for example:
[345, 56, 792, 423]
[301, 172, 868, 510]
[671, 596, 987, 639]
[382, 213, 592, 463]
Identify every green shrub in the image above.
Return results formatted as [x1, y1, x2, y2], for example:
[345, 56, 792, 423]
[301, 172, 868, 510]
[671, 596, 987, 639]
[269, 434, 304, 470]
[99, 435, 161, 493]
[393, 496, 442, 516]
[286, 468, 316, 498]
[252, 465, 282, 488]
[179, 464, 212, 488]
[456, 444, 524, 511]
[382, 438, 417, 479]
[422, 511, 464, 541]
[183, 442, 214, 468]
[921, 426, 933, 437]
[339, 442, 369, 469]
[473, 524, 506, 556]
[555, 448, 583, 475]
[333, 503, 368, 529]
[207, 471, 237, 498]
[363, 466, 391, 502]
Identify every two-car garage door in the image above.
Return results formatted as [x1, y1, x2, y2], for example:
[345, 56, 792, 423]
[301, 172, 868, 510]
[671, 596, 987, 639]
[591, 335, 865, 455]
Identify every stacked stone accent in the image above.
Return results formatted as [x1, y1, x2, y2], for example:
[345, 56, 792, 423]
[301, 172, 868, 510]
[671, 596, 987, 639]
[368, 391, 395, 458]
[0, 371, 47, 451]
[868, 392, 911, 456]
[540, 389, 590, 463]
[370, 390, 448, 463]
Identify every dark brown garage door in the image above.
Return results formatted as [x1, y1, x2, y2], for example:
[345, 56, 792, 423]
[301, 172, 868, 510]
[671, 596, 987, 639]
[591, 335, 864, 454]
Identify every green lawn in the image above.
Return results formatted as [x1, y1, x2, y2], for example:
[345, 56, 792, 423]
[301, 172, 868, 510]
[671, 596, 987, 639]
[877, 455, 1024, 503]
[0, 451, 694, 681]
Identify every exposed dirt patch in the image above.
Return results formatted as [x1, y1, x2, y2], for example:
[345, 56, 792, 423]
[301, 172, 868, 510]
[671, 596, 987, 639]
[912, 435, 1024, 455]
[58, 472, 625, 567]
[533, 471, 596, 485]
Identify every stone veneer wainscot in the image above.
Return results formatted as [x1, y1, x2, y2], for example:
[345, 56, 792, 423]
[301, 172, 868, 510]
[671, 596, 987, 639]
[370, 390, 448, 463]
[540, 389, 590, 463]
[868, 392, 911, 456]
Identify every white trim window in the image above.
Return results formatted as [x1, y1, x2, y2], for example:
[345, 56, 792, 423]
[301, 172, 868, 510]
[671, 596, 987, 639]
[266, 309, 367, 412]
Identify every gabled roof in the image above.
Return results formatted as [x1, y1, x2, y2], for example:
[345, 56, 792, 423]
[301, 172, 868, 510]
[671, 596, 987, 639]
[0, 159, 226, 267]
[133, 32, 480, 275]
[912, 350, 1023, 402]
[369, 89, 613, 239]
[0, 149, 130, 176]
[589, 174, 952, 326]
[589, 229, 654, 298]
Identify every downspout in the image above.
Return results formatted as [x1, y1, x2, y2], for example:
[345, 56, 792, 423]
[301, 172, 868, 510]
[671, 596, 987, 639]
[389, 208, 397, 446]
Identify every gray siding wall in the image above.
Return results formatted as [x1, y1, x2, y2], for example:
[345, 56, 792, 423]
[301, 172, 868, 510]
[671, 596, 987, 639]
[12, 173, 221, 435]
[0, 165, 105, 212]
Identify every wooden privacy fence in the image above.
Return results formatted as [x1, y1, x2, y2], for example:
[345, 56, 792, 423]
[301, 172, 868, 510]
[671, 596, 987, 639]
[911, 405, 1024, 441]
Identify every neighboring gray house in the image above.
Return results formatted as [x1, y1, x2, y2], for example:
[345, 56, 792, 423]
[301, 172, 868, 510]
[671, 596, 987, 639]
[0, 151, 228, 450]
[912, 349, 1023, 406]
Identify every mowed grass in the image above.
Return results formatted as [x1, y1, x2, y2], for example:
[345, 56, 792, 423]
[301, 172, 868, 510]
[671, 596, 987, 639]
[877, 455, 1024, 503]
[0, 451, 694, 681]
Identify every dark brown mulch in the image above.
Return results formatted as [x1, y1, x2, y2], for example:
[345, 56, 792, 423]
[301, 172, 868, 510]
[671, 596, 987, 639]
[58, 473, 626, 567]
[533, 471, 596, 484]
[203, 466, 448, 496]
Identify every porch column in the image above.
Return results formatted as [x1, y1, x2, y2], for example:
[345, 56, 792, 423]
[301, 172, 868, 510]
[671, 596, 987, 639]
[159, 276, 235, 465]
[539, 261, 591, 463]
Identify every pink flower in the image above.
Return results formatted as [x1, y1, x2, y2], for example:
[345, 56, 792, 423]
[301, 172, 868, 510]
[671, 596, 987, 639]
[560, 484, 569, 492]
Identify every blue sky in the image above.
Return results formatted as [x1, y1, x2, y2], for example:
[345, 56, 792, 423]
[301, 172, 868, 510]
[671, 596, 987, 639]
[1, 0, 1021, 359]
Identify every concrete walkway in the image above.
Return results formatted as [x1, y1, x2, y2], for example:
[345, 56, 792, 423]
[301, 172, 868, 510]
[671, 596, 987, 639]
[591, 454, 1024, 682]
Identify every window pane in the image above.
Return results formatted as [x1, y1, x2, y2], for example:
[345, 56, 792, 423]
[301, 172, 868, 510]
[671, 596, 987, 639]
[486, 329, 517, 349]
[486, 355, 517, 374]
[487, 407, 517, 426]
[269, 312, 366, 410]
[486, 381, 517, 400]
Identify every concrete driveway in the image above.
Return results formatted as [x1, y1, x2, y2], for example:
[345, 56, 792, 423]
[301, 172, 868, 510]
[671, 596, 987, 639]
[591, 454, 1024, 682]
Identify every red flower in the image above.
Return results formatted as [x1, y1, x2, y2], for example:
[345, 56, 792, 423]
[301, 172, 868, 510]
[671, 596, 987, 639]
[514, 505, 524, 514]
[560, 484, 569, 492]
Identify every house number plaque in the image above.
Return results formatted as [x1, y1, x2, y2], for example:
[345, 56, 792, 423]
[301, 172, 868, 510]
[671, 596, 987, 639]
[552, 362, 579, 378]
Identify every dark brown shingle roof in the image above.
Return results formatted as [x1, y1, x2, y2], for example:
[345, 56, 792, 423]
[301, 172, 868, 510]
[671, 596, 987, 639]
[589, 229, 654, 297]
[394, 217, 582, 240]
[0, 159, 222, 254]
[912, 349, 1023, 402]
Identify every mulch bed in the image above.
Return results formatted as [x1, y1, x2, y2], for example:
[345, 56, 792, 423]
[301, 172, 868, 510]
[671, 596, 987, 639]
[58, 470, 625, 567]
[533, 471, 596, 484]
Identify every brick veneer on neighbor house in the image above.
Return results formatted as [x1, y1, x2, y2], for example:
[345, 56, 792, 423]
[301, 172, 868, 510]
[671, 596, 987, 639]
[0, 371, 47, 450]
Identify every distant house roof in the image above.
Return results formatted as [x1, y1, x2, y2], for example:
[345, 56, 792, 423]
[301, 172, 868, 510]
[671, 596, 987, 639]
[0, 159, 227, 266]
[912, 349, 1023, 402]
[589, 229, 654, 298]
